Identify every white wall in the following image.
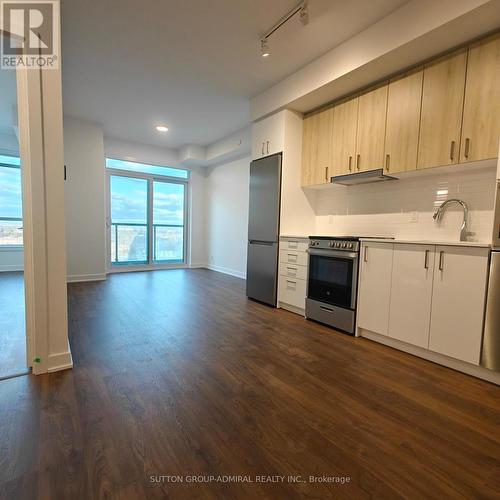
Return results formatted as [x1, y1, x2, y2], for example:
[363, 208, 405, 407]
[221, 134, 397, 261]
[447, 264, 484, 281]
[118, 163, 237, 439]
[205, 156, 250, 278]
[64, 117, 107, 282]
[315, 164, 496, 242]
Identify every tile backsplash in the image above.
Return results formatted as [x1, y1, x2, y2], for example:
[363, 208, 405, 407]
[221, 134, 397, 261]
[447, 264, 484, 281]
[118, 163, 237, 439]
[314, 165, 496, 242]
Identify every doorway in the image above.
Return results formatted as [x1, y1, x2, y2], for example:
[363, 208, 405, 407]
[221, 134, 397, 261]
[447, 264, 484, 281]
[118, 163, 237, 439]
[0, 49, 27, 379]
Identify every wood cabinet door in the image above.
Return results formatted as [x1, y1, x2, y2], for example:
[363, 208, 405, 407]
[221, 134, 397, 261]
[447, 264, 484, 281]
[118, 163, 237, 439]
[301, 107, 334, 187]
[461, 32, 500, 162]
[384, 68, 423, 174]
[417, 48, 467, 169]
[357, 242, 394, 336]
[388, 244, 434, 348]
[331, 97, 358, 175]
[429, 246, 489, 365]
[355, 83, 388, 172]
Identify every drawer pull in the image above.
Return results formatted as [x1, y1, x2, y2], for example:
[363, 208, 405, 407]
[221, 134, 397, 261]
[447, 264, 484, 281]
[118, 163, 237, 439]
[424, 249, 429, 269]
[439, 251, 444, 271]
[320, 306, 335, 314]
[288, 241, 298, 249]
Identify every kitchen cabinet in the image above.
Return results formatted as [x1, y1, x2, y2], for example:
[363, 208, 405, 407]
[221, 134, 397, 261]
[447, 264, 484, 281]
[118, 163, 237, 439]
[252, 113, 284, 160]
[460, 32, 500, 163]
[357, 242, 394, 335]
[331, 96, 358, 175]
[429, 246, 489, 365]
[278, 237, 309, 314]
[384, 68, 423, 173]
[417, 48, 467, 169]
[355, 83, 388, 172]
[301, 107, 334, 186]
[388, 244, 434, 348]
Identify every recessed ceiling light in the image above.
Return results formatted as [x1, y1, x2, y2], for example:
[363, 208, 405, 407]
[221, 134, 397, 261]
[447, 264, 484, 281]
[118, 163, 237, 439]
[156, 125, 168, 132]
[261, 39, 270, 58]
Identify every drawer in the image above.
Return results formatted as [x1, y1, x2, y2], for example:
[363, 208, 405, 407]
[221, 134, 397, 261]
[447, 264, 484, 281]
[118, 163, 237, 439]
[278, 275, 307, 310]
[280, 239, 309, 252]
[279, 262, 307, 280]
[279, 249, 308, 266]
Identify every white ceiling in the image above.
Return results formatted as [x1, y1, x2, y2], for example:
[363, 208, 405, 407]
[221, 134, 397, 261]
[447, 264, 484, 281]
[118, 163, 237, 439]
[61, 0, 408, 149]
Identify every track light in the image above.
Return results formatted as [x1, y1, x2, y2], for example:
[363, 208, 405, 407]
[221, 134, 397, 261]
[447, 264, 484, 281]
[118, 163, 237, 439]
[261, 39, 270, 58]
[259, 1, 309, 58]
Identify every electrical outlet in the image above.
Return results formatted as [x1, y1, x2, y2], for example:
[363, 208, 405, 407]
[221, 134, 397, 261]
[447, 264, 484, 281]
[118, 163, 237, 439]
[409, 211, 419, 223]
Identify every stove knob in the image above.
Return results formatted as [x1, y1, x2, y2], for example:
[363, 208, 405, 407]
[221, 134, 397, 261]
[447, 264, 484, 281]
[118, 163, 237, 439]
[348, 243, 353, 249]
[329, 241, 334, 247]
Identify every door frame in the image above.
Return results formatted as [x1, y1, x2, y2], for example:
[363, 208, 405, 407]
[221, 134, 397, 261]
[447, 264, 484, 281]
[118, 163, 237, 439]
[106, 167, 190, 272]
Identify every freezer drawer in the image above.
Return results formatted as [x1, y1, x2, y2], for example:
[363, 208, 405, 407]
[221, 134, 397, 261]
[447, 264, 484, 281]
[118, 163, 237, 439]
[246, 242, 279, 306]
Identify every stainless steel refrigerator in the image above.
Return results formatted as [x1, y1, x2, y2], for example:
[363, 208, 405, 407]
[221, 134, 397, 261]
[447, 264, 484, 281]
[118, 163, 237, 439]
[246, 153, 282, 306]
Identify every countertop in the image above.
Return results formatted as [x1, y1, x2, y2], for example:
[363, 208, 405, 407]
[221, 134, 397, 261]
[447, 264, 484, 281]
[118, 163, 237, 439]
[280, 235, 310, 239]
[360, 237, 491, 248]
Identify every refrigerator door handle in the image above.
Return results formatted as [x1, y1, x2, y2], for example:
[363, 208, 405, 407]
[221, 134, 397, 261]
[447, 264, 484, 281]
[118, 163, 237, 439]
[249, 240, 275, 245]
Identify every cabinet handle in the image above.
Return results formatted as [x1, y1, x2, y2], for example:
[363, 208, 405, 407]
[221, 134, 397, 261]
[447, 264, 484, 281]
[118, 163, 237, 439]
[348, 156, 352, 172]
[385, 154, 390, 172]
[364, 246, 368, 263]
[465, 138, 470, 159]
[320, 306, 335, 314]
[450, 141, 456, 161]
[266, 141, 269, 155]
[424, 249, 429, 269]
[356, 154, 361, 171]
[439, 251, 444, 271]
[261, 142, 264, 156]
[325, 166, 329, 181]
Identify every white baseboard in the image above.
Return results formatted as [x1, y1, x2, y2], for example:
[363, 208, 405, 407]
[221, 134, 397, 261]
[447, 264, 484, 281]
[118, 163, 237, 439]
[206, 264, 246, 280]
[67, 273, 107, 283]
[360, 328, 500, 386]
[189, 263, 208, 269]
[0, 265, 23, 272]
[47, 350, 73, 373]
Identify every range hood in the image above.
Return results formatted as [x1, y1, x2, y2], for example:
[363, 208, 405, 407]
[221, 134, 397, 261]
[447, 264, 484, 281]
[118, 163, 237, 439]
[331, 168, 398, 186]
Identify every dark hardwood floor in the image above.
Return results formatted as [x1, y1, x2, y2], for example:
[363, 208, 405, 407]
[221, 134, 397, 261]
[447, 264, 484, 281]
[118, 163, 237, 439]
[1, 268, 500, 499]
[0, 272, 27, 379]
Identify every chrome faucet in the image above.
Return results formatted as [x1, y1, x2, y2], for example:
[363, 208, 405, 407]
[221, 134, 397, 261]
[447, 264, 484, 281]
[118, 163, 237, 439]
[433, 199, 473, 242]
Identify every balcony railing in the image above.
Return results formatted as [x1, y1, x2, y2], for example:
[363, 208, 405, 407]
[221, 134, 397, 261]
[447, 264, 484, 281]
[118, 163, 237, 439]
[111, 222, 184, 265]
[0, 217, 23, 246]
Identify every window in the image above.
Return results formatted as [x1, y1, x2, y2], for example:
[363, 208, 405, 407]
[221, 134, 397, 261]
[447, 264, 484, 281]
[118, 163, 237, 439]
[107, 158, 188, 267]
[106, 158, 188, 179]
[0, 154, 23, 246]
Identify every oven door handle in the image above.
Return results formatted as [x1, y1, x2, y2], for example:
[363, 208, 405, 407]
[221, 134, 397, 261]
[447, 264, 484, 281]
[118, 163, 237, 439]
[308, 248, 359, 260]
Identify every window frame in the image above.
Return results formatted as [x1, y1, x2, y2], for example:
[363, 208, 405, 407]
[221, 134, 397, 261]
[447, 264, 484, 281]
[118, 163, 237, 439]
[106, 159, 190, 272]
[0, 156, 23, 249]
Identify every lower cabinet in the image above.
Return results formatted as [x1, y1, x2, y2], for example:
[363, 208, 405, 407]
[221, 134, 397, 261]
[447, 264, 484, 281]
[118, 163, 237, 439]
[278, 237, 309, 313]
[429, 246, 489, 364]
[388, 244, 434, 348]
[357, 242, 394, 335]
[358, 242, 489, 365]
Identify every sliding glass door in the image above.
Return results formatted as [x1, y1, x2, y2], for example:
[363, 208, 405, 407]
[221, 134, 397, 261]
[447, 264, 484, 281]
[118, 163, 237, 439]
[110, 175, 148, 265]
[108, 166, 188, 268]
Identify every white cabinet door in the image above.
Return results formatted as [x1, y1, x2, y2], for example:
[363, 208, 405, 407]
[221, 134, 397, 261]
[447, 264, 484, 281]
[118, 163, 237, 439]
[357, 242, 394, 335]
[251, 113, 285, 160]
[429, 246, 489, 364]
[388, 244, 435, 348]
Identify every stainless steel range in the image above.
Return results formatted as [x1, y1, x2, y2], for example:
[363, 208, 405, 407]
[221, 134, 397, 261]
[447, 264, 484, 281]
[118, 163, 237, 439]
[306, 236, 361, 335]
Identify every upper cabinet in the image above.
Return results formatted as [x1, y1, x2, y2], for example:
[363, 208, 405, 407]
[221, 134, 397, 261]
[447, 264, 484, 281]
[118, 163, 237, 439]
[300, 31, 500, 186]
[460, 32, 500, 162]
[355, 83, 388, 172]
[252, 113, 284, 160]
[417, 48, 467, 169]
[331, 97, 358, 176]
[301, 107, 333, 186]
[384, 68, 423, 174]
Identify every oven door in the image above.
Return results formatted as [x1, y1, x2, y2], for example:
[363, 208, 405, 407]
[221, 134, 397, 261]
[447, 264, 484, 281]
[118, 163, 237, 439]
[308, 248, 358, 309]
